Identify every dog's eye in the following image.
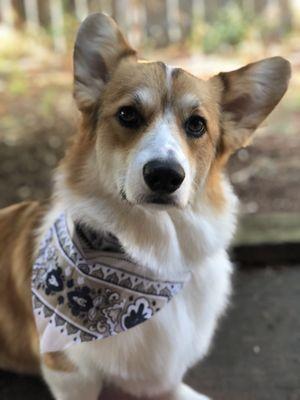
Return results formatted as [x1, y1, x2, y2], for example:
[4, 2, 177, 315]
[117, 106, 142, 129]
[185, 115, 207, 138]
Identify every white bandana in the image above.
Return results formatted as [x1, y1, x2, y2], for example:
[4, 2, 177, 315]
[32, 213, 188, 353]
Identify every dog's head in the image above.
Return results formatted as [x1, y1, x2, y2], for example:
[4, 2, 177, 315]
[68, 13, 290, 211]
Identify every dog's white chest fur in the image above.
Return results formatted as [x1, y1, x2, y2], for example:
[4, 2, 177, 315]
[65, 250, 232, 397]
[40, 177, 235, 398]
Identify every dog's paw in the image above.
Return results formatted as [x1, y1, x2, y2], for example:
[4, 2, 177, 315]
[184, 393, 210, 400]
[196, 395, 211, 400]
[175, 383, 211, 400]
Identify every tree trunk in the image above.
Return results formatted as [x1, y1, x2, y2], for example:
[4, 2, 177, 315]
[0, 0, 14, 26]
[23, 0, 39, 29]
[179, 0, 193, 41]
[166, 0, 181, 42]
[204, 0, 219, 21]
[74, 0, 89, 21]
[12, 0, 26, 28]
[49, 0, 66, 52]
[37, 0, 50, 28]
[94, 0, 112, 15]
[127, 0, 147, 48]
[279, 0, 292, 32]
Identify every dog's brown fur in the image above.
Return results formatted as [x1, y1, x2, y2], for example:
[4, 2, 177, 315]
[0, 202, 77, 375]
[43, 352, 76, 373]
[0, 202, 41, 374]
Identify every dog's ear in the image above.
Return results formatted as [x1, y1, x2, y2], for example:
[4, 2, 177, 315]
[73, 13, 136, 111]
[214, 57, 291, 153]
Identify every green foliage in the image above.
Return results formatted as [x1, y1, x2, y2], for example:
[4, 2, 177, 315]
[0, 59, 29, 96]
[61, 14, 79, 50]
[202, 3, 250, 54]
[40, 89, 57, 117]
[8, 73, 29, 96]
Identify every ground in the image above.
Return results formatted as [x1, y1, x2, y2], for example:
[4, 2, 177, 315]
[0, 265, 299, 400]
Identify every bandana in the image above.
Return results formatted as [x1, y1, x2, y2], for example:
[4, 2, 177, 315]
[32, 213, 188, 353]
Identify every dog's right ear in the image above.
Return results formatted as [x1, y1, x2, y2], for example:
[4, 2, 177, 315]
[73, 13, 136, 112]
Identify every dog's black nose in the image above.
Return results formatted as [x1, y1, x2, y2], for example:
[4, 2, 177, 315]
[143, 160, 185, 194]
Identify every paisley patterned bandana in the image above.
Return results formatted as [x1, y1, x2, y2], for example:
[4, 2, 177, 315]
[32, 213, 188, 353]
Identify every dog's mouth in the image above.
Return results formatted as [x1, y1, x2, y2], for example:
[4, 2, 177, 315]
[144, 194, 177, 207]
[120, 189, 179, 208]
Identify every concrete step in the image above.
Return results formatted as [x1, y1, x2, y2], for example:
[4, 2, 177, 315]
[232, 213, 300, 265]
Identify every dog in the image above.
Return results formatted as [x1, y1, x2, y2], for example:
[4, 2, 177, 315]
[0, 13, 290, 400]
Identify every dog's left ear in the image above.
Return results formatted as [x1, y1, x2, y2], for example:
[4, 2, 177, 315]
[73, 13, 136, 112]
[214, 57, 291, 153]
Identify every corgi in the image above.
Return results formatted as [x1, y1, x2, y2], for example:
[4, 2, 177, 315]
[0, 13, 290, 400]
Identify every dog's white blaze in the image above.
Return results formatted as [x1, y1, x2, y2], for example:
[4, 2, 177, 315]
[166, 64, 175, 92]
[142, 112, 184, 162]
[125, 111, 192, 207]
[123, 64, 195, 207]
[133, 87, 156, 108]
[179, 93, 200, 109]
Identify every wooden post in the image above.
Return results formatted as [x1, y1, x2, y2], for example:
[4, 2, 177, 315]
[242, 0, 255, 15]
[23, 0, 39, 29]
[279, 0, 292, 33]
[166, 0, 181, 42]
[254, 0, 268, 13]
[192, 0, 205, 19]
[49, 0, 66, 52]
[291, 0, 300, 29]
[11, 0, 26, 28]
[37, 0, 50, 29]
[96, 0, 112, 15]
[145, 0, 169, 47]
[179, 0, 193, 41]
[112, 0, 129, 30]
[0, 0, 14, 26]
[127, 0, 146, 48]
[74, 0, 89, 21]
[204, 0, 218, 21]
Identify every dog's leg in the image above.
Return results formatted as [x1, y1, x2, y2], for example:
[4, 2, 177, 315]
[42, 364, 103, 400]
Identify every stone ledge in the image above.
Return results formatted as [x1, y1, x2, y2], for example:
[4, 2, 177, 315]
[232, 213, 300, 266]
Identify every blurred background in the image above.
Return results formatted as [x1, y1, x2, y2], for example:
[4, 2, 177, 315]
[0, 1, 299, 400]
[0, 0, 299, 217]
